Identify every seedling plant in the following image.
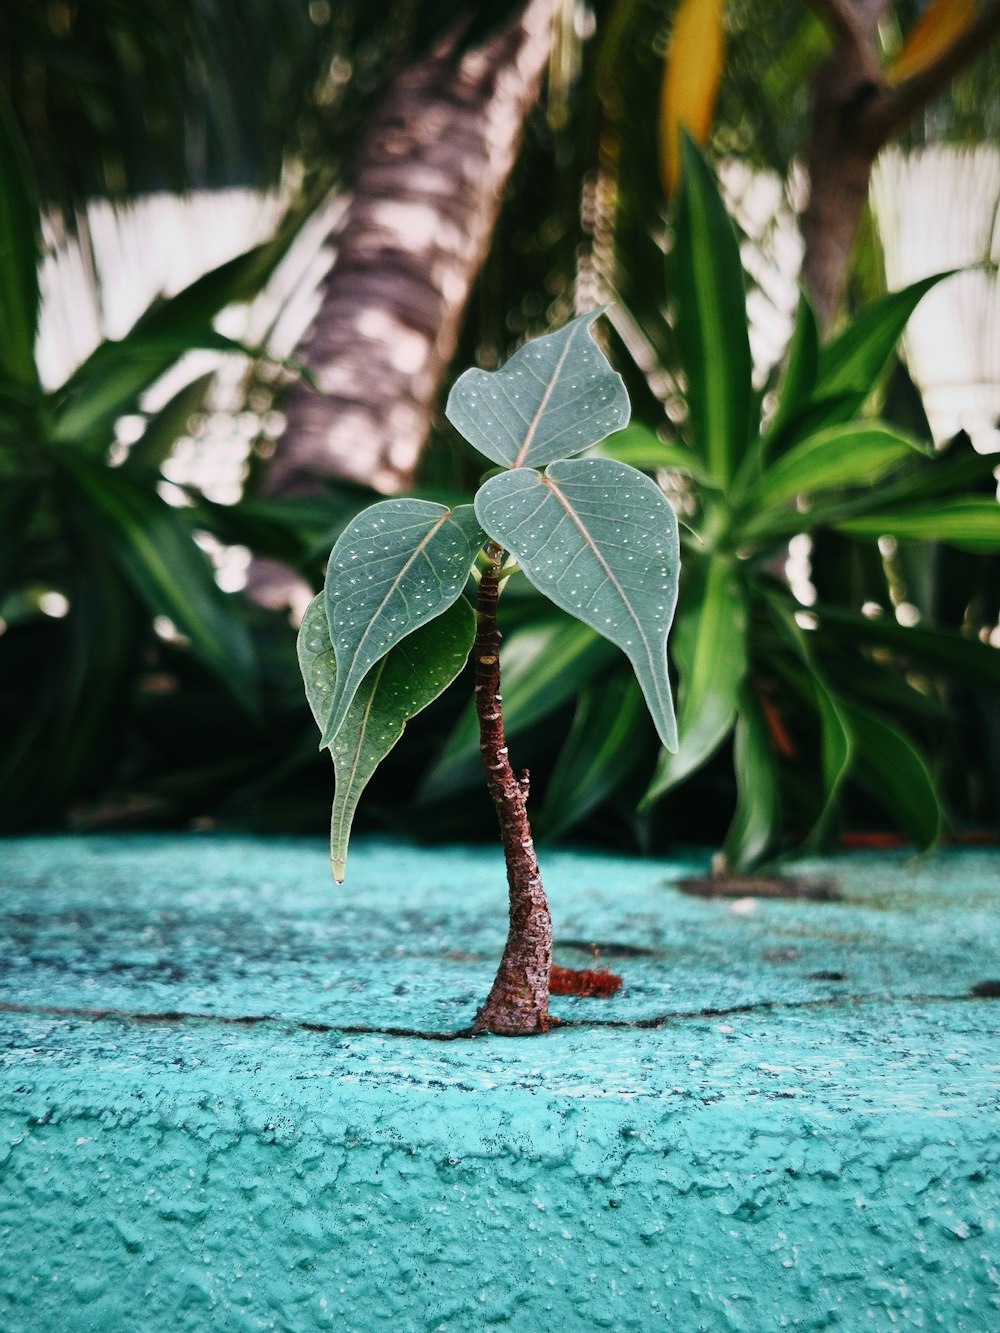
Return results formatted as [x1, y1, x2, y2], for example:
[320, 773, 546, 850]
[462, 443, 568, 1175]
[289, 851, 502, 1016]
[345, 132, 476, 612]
[298, 311, 680, 1035]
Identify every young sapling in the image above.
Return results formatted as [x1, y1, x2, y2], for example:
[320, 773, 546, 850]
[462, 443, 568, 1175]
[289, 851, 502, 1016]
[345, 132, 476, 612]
[298, 310, 680, 1035]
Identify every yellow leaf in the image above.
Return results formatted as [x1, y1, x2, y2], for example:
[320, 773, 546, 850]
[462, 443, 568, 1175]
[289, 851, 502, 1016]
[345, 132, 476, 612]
[660, 0, 726, 198]
[886, 0, 975, 84]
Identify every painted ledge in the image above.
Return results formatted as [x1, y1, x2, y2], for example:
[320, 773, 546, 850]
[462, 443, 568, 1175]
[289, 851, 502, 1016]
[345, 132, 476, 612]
[1, 834, 998, 1332]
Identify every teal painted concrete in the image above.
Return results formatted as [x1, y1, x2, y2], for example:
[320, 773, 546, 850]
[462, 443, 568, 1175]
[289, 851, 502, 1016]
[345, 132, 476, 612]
[1, 835, 998, 1331]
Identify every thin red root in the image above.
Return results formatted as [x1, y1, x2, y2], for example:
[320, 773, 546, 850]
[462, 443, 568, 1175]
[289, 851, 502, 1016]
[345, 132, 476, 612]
[548, 964, 622, 998]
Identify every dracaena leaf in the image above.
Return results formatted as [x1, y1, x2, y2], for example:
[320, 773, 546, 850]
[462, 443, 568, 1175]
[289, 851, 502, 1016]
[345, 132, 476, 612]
[721, 688, 781, 872]
[839, 702, 941, 851]
[672, 134, 754, 490]
[641, 554, 746, 806]
[764, 290, 820, 447]
[474, 456, 680, 750]
[814, 273, 952, 400]
[445, 310, 629, 470]
[834, 498, 1000, 553]
[540, 673, 650, 839]
[420, 614, 618, 800]
[744, 423, 929, 516]
[321, 499, 483, 747]
[57, 450, 257, 710]
[0, 92, 40, 390]
[298, 593, 474, 883]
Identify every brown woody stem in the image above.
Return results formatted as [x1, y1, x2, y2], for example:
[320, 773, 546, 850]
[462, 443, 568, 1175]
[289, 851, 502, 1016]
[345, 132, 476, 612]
[472, 541, 552, 1035]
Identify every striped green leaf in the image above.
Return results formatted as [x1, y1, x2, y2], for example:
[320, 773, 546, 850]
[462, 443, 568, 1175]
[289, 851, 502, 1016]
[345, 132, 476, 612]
[672, 133, 753, 489]
[641, 554, 747, 807]
[721, 688, 781, 872]
[57, 451, 256, 709]
[52, 330, 247, 445]
[745, 424, 929, 516]
[800, 599, 1000, 690]
[815, 272, 952, 399]
[421, 615, 618, 799]
[540, 674, 650, 839]
[0, 92, 40, 390]
[834, 498, 1000, 552]
[767, 598, 853, 850]
[764, 290, 819, 446]
[475, 457, 680, 749]
[839, 702, 941, 851]
[298, 593, 474, 882]
[321, 499, 483, 747]
[445, 309, 629, 470]
[589, 423, 708, 481]
[122, 373, 215, 476]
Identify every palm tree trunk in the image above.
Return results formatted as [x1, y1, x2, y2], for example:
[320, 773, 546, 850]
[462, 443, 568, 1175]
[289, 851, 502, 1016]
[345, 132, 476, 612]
[267, 0, 553, 497]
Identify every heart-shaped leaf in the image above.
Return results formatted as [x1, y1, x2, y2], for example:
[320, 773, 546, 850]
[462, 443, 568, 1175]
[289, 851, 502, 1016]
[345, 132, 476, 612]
[321, 499, 483, 746]
[299, 593, 475, 881]
[474, 457, 680, 749]
[445, 309, 629, 470]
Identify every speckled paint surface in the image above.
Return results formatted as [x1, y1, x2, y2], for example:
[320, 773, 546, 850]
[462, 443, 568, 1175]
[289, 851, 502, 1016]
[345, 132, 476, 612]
[1, 835, 998, 1331]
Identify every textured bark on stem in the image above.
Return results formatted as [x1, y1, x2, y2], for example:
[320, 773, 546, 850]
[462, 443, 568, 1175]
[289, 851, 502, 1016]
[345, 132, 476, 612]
[472, 542, 552, 1035]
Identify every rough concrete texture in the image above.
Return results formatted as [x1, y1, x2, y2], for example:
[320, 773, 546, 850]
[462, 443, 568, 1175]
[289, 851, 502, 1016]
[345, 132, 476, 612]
[0, 834, 998, 1332]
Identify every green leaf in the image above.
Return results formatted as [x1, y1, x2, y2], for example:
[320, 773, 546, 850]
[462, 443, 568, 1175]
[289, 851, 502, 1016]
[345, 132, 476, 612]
[762, 12, 832, 104]
[0, 92, 40, 390]
[800, 599, 1000, 690]
[475, 457, 680, 749]
[132, 220, 300, 341]
[589, 423, 708, 481]
[760, 390, 869, 460]
[56, 451, 257, 709]
[815, 272, 952, 399]
[540, 674, 649, 839]
[298, 593, 474, 882]
[641, 554, 746, 806]
[48, 223, 300, 446]
[745, 424, 929, 515]
[834, 498, 1000, 552]
[782, 435, 999, 536]
[421, 615, 619, 799]
[445, 309, 629, 469]
[51, 331, 248, 445]
[672, 133, 753, 489]
[0, 478, 38, 591]
[838, 702, 941, 851]
[122, 373, 215, 476]
[721, 688, 780, 872]
[321, 499, 483, 747]
[766, 598, 853, 850]
[766, 290, 820, 444]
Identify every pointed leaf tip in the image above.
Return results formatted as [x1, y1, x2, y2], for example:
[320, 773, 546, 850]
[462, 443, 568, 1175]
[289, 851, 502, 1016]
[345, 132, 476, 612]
[475, 457, 680, 750]
[445, 310, 629, 471]
[298, 593, 475, 883]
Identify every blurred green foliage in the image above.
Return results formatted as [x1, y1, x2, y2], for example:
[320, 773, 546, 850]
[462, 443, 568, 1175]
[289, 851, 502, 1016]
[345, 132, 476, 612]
[1, 1, 998, 854]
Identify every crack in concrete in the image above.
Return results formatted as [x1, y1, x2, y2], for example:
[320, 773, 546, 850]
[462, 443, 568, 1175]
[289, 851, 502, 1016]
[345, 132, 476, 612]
[0, 988, 992, 1044]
